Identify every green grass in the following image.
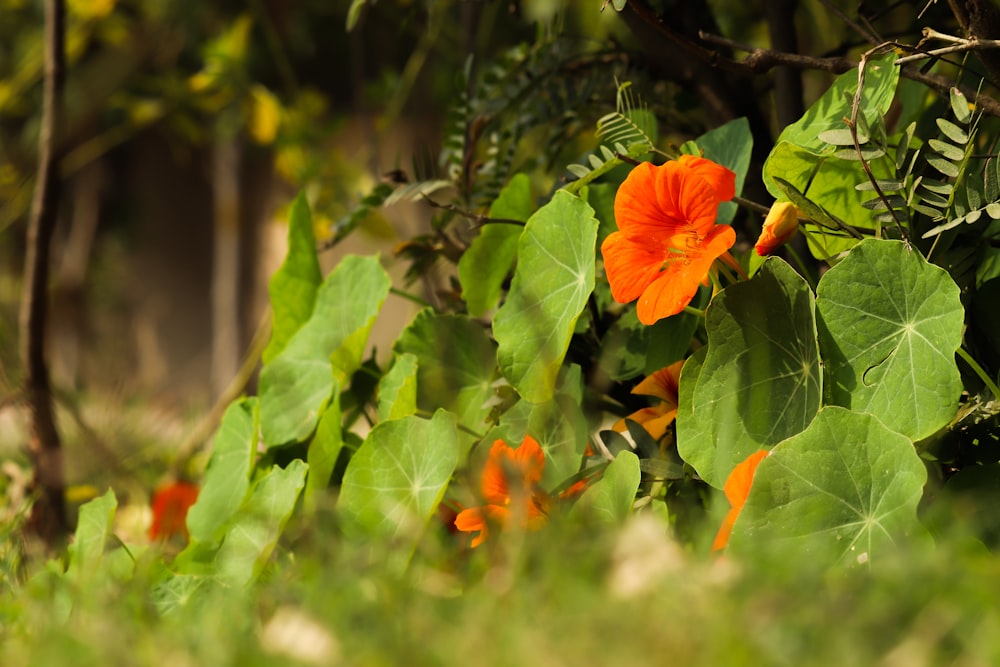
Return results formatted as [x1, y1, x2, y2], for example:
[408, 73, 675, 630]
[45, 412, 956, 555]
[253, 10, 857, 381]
[3, 506, 1000, 667]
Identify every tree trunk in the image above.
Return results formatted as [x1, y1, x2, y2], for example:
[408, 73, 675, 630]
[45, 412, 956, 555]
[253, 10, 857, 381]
[20, 0, 69, 547]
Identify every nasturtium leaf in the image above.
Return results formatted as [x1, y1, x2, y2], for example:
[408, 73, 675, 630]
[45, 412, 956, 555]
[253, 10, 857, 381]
[394, 310, 495, 444]
[377, 353, 418, 422]
[151, 574, 211, 615]
[675, 346, 707, 461]
[263, 192, 322, 364]
[494, 191, 598, 403]
[186, 397, 256, 545]
[338, 410, 459, 547]
[484, 366, 587, 486]
[767, 53, 898, 159]
[259, 254, 390, 447]
[304, 388, 343, 513]
[459, 172, 532, 316]
[570, 450, 640, 523]
[816, 239, 964, 440]
[67, 489, 117, 579]
[677, 258, 822, 488]
[693, 117, 753, 227]
[214, 459, 308, 588]
[731, 407, 928, 568]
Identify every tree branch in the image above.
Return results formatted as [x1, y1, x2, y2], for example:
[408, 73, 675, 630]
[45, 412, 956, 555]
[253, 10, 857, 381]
[697, 30, 1000, 117]
[20, 0, 69, 547]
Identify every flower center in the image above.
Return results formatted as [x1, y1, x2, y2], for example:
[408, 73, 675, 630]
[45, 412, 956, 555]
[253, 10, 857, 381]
[662, 228, 701, 269]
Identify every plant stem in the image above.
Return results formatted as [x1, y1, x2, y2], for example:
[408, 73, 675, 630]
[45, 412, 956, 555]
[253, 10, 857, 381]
[957, 347, 1000, 399]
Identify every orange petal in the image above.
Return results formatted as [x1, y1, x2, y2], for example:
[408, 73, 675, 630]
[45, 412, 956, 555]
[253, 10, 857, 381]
[755, 201, 801, 256]
[635, 225, 735, 324]
[455, 507, 488, 548]
[723, 449, 770, 508]
[677, 155, 737, 203]
[614, 161, 720, 239]
[481, 439, 513, 504]
[149, 481, 200, 541]
[510, 435, 546, 487]
[601, 231, 669, 304]
[480, 435, 547, 504]
[712, 506, 740, 551]
[632, 360, 684, 404]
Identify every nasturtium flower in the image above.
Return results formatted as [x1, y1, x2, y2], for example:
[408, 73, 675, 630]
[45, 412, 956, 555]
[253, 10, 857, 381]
[601, 155, 737, 325]
[754, 201, 800, 256]
[712, 449, 769, 551]
[455, 435, 551, 548]
[613, 359, 684, 440]
[149, 481, 199, 542]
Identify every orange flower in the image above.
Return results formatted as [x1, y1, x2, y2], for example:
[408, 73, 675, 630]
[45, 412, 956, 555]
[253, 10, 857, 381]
[754, 201, 800, 256]
[149, 481, 199, 542]
[454, 435, 550, 548]
[712, 450, 769, 551]
[601, 155, 737, 325]
[613, 360, 684, 440]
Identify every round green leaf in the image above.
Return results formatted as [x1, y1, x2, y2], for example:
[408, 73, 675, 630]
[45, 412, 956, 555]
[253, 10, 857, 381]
[731, 407, 928, 568]
[394, 310, 496, 444]
[214, 459, 308, 588]
[263, 192, 322, 364]
[377, 353, 419, 422]
[338, 410, 460, 547]
[186, 397, 256, 545]
[494, 191, 598, 403]
[570, 450, 640, 524]
[259, 255, 390, 447]
[459, 173, 531, 317]
[677, 258, 822, 488]
[816, 239, 964, 440]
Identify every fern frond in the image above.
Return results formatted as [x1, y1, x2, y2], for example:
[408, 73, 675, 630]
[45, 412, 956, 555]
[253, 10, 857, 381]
[563, 80, 655, 192]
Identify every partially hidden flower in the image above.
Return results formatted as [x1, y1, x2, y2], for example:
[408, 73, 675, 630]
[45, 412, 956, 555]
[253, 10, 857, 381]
[613, 360, 684, 440]
[754, 201, 800, 256]
[601, 155, 737, 325]
[149, 481, 199, 542]
[712, 450, 769, 551]
[455, 435, 550, 548]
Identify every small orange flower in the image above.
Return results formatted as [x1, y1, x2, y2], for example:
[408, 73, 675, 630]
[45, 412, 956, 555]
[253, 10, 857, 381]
[601, 155, 737, 325]
[455, 435, 550, 548]
[613, 360, 684, 440]
[754, 201, 800, 256]
[712, 449, 769, 551]
[149, 481, 199, 542]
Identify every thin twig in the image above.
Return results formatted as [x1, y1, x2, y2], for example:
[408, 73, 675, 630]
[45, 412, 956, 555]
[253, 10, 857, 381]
[420, 194, 525, 227]
[697, 30, 1000, 117]
[846, 45, 909, 245]
[896, 27, 1000, 65]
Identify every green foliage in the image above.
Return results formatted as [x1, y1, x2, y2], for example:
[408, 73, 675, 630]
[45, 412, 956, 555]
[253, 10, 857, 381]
[393, 310, 496, 444]
[570, 450, 641, 523]
[458, 173, 532, 317]
[185, 398, 255, 545]
[494, 191, 598, 403]
[677, 258, 822, 488]
[816, 240, 964, 440]
[263, 193, 322, 364]
[338, 410, 459, 565]
[258, 254, 390, 447]
[732, 407, 928, 568]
